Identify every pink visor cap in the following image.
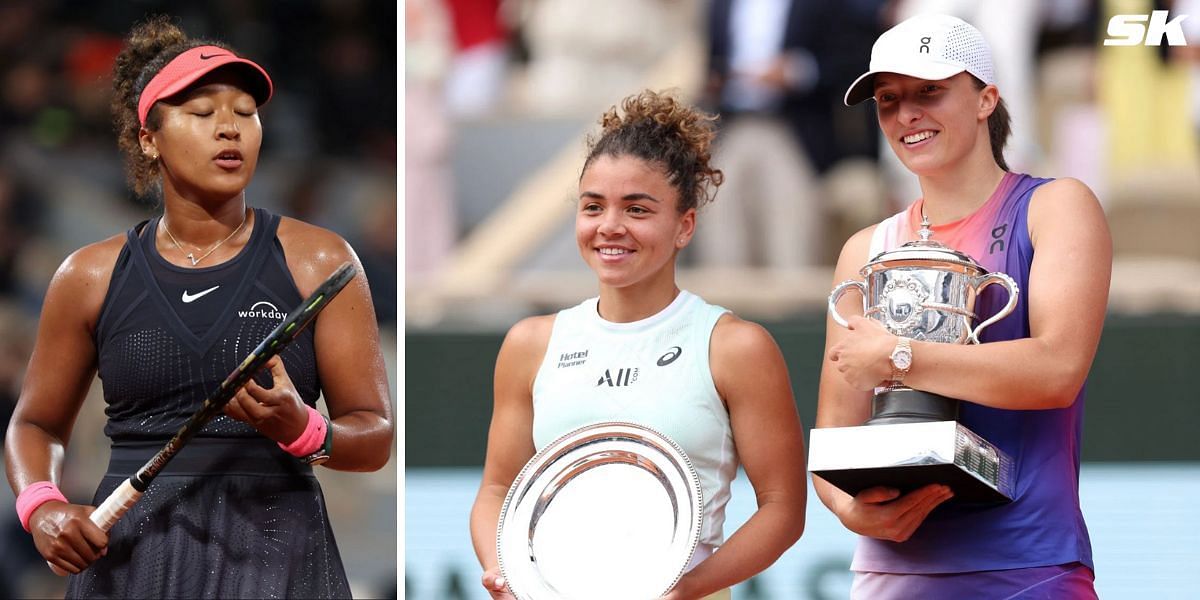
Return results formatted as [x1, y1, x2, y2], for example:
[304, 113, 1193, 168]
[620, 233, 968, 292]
[137, 45, 273, 126]
[844, 14, 995, 106]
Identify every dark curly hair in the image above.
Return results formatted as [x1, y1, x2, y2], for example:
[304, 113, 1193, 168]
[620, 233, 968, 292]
[582, 90, 724, 213]
[111, 15, 234, 197]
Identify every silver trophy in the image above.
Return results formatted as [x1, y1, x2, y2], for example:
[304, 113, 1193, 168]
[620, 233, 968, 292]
[809, 217, 1019, 504]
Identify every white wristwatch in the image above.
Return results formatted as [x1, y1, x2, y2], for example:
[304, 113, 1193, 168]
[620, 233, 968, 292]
[889, 337, 913, 383]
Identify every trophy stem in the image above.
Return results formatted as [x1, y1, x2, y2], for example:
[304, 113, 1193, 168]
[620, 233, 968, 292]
[867, 388, 960, 425]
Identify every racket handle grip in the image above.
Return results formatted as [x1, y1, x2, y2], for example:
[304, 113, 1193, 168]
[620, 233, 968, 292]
[90, 479, 142, 532]
[44, 480, 142, 575]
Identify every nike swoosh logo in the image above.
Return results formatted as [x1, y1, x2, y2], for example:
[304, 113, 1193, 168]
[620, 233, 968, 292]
[199, 53, 227, 60]
[182, 286, 220, 303]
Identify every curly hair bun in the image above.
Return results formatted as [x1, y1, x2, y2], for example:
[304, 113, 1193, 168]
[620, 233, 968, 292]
[585, 89, 724, 212]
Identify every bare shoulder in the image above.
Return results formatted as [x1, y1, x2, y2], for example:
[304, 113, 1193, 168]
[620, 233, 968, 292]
[276, 216, 360, 295]
[276, 215, 355, 261]
[495, 314, 555, 396]
[1031, 177, 1100, 207]
[844, 223, 878, 250]
[711, 312, 779, 361]
[56, 234, 126, 281]
[1029, 177, 1104, 220]
[709, 312, 791, 408]
[834, 223, 878, 278]
[52, 234, 126, 295]
[502, 314, 556, 359]
[842, 224, 877, 260]
[46, 233, 127, 328]
[1028, 177, 1108, 244]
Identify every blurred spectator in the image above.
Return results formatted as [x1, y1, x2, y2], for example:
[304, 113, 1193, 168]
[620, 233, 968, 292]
[281, 161, 330, 225]
[358, 182, 399, 326]
[62, 31, 125, 141]
[1097, 0, 1197, 174]
[1094, 0, 1200, 262]
[443, 0, 510, 119]
[519, 0, 679, 115]
[0, 1, 44, 59]
[1175, 0, 1200, 131]
[313, 0, 397, 163]
[1035, 2, 1104, 201]
[0, 167, 46, 300]
[0, 300, 41, 599]
[406, 0, 458, 284]
[0, 56, 57, 147]
[693, 0, 884, 268]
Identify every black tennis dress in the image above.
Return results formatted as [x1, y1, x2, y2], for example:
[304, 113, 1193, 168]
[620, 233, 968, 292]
[66, 208, 351, 599]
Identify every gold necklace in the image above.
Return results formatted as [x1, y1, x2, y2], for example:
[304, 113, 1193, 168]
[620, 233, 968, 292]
[161, 209, 249, 266]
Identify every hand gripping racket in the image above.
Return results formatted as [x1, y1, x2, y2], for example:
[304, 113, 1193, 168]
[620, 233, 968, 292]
[88, 261, 357, 531]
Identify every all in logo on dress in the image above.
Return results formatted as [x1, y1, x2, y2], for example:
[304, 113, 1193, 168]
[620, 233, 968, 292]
[596, 368, 638, 387]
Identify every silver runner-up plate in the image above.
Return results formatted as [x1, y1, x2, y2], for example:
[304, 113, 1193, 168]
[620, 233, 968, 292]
[496, 422, 704, 600]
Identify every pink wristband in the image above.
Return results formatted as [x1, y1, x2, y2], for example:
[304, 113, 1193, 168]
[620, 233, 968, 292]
[16, 481, 68, 532]
[278, 405, 326, 457]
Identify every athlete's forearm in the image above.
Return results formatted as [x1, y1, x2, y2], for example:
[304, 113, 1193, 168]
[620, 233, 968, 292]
[5, 419, 68, 493]
[321, 410, 392, 471]
[672, 496, 805, 598]
[903, 336, 1090, 410]
[469, 484, 509, 572]
[811, 475, 851, 518]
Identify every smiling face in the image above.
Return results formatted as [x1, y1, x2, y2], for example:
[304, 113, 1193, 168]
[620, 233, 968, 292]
[141, 69, 263, 201]
[576, 154, 695, 291]
[873, 72, 997, 176]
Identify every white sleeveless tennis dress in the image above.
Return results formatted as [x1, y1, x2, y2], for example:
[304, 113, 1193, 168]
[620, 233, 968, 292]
[531, 290, 738, 568]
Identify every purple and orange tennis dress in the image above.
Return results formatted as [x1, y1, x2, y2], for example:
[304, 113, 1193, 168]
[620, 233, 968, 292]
[851, 172, 1096, 598]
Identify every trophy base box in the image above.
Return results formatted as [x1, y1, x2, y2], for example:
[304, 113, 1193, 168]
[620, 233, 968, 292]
[809, 421, 1014, 505]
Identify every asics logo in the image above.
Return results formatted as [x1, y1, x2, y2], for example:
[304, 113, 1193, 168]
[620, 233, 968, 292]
[181, 285, 220, 303]
[657, 346, 682, 366]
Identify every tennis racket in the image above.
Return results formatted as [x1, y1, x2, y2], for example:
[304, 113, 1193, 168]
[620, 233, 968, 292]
[88, 261, 356, 531]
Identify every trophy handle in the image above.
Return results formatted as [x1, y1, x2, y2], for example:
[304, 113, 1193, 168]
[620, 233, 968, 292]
[828, 280, 868, 329]
[969, 272, 1020, 343]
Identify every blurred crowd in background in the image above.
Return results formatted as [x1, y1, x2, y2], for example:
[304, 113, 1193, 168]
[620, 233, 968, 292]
[406, 0, 1200, 328]
[0, 1, 397, 598]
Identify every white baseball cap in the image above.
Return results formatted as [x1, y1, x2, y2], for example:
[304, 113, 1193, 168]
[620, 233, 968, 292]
[844, 14, 995, 106]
